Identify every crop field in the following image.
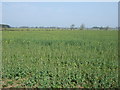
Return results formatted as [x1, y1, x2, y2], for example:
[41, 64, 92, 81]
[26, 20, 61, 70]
[2, 30, 118, 88]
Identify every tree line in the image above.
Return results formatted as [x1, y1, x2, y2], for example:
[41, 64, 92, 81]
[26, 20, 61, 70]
[0, 24, 118, 30]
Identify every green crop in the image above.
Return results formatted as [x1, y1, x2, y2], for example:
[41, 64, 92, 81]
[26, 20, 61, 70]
[2, 30, 118, 88]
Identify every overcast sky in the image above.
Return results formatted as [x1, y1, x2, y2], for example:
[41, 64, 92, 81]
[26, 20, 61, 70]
[2, 2, 118, 28]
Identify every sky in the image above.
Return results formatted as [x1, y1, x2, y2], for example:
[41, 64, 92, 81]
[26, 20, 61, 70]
[2, 2, 118, 28]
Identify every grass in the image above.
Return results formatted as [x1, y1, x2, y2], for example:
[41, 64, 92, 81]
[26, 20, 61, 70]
[2, 30, 118, 88]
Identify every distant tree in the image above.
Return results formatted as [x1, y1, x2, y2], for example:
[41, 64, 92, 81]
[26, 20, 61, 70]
[70, 24, 75, 30]
[99, 27, 104, 30]
[92, 26, 99, 29]
[19, 26, 29, 28]
[80, 24, 85, 30]
[0, 24, 11, 28]
[105, 26, 109, 30]
[0, 24, 11, 31]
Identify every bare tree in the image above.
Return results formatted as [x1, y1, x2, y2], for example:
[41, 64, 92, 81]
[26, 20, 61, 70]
[70, 24, 75, 30]
[105, 26, 109, 30]
[80, 24, 85, 30]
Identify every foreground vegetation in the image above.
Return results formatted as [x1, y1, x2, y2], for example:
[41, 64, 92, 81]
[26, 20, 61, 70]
[2, 30, 118, 88]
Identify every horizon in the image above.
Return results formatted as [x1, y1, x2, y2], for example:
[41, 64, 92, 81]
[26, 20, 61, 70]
[0, 23, 118, 28]
[2, 2, 118, 28]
